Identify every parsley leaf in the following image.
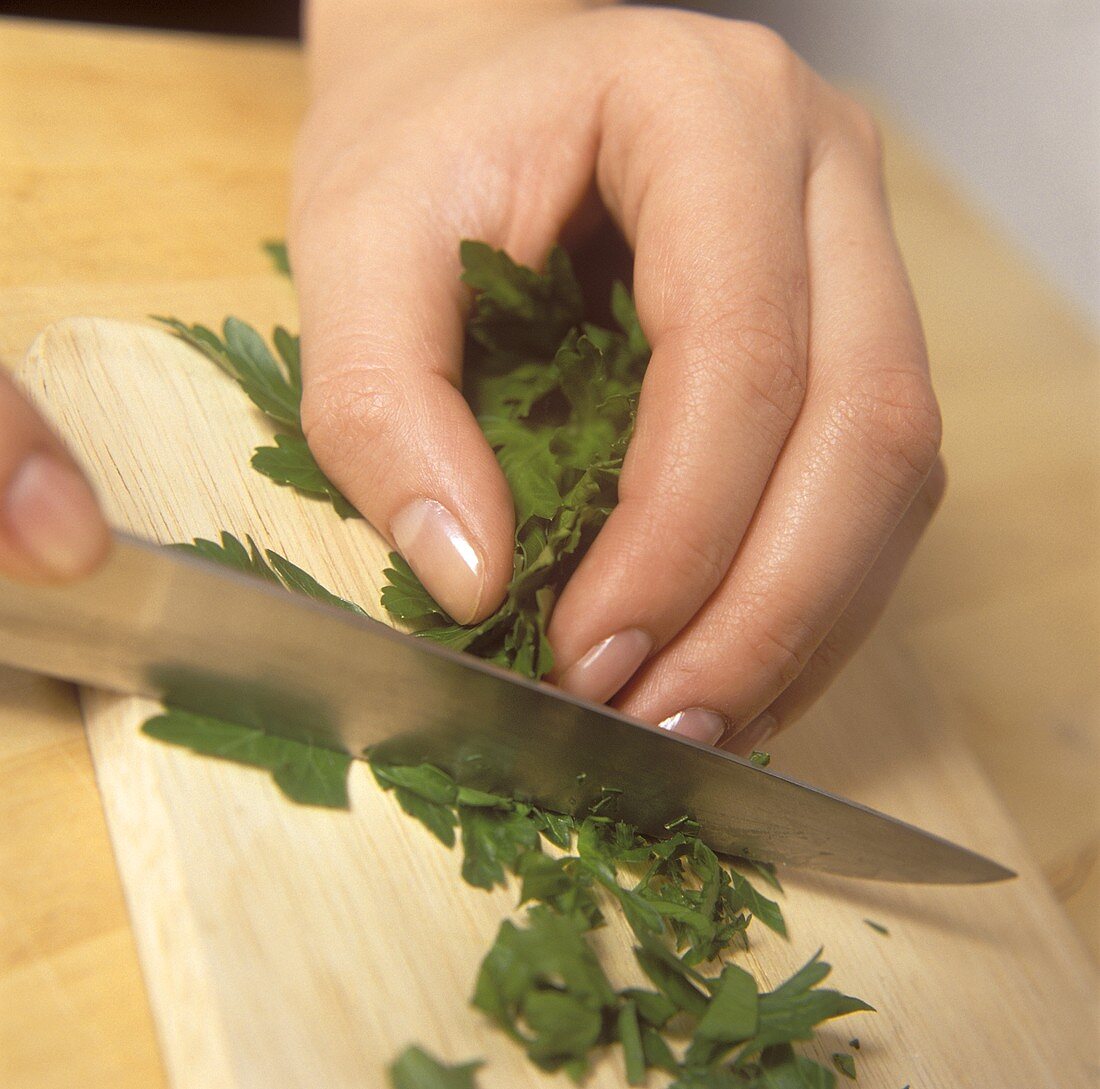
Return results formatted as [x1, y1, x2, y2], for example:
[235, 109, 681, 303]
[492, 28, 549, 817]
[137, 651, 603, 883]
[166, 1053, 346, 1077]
[263, 239, 291, 278]
[388, 1046, 482, 1089]
[473, 906, 617, 1076]
[832, 1052, 857, 1079]
[173, 532, 367, 615]
[460, 240, 583, 359]
[735, 951, 874, 1061]
[250, 434, 358, 518]
[458, 804, 541, 890]
[155, 315, 358, 518]
[142, 709, 350, 808]
[692, 963, 759, 1052]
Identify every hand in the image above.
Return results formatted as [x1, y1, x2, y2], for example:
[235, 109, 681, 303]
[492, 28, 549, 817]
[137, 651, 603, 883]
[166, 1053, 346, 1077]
[292, 3, 944, 753]
[0, 370, 111, 581]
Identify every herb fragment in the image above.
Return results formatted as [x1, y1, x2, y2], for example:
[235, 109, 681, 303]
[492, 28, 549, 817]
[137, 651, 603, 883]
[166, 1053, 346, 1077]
[863, 919, 890, 936]
[832, 1052, 857, 1079]
[263, 239, 291, 278]
[750, 750, 772, 767]
[387, 1046, 482, 1089]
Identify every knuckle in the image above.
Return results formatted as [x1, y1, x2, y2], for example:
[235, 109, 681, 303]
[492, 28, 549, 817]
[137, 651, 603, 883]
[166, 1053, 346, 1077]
[665, 524, 736, 597]
[739, 610, 817, 692]
[731, 316, 807, 431]
[837, 96, 884, 163]
[616, 13, 803, 107]
[664, 294, 807, 443]
[725, 22, 801, 88]
[300, 363, 408, 476]
[836, 368, 943, 491]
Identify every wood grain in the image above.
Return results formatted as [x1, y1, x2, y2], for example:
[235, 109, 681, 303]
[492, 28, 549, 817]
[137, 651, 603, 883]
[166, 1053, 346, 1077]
[14, 316, 1098, 1087]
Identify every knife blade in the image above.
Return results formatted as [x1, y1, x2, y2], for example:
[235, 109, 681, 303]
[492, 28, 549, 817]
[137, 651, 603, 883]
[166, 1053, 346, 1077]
[0, 533, 1012, 883]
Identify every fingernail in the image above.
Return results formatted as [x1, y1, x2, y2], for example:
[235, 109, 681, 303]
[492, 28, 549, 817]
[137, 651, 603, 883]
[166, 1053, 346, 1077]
[725, 713, 779, 757]
[658, 707, 728, 746]
[391, 498, 485, 625]
[559, 628, 652, 704]
[4, 454, 110, 578]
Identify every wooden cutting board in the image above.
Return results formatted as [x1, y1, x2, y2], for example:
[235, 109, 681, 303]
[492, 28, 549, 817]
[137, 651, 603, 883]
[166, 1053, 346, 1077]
[15, 317, 1098, 1088]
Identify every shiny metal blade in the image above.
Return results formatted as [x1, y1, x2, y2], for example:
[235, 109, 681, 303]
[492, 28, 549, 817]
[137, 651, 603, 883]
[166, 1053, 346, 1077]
[0, 534, 1013, 883]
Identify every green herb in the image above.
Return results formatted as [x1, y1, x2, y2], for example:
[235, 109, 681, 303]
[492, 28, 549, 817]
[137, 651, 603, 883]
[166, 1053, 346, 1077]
[832, 1052, 857, 1079]
[367, 748, 875, 1081]
[618, 999, 647, 1086]
[142, 709, 350, 808]
[263, 239, 291, 278]
[387, 1046, 481, 1089]
[174, 531, 367, 616]
[145, 240, 878, 1086]
[750, 750, 772, 767]
[154, 314, 358, 517]
[863, 918, 889, 936]
[371, 242, 650, 670]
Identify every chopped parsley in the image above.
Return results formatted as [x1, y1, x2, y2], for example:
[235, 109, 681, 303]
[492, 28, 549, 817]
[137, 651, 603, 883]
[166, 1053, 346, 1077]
[144, 240, 877, 1086]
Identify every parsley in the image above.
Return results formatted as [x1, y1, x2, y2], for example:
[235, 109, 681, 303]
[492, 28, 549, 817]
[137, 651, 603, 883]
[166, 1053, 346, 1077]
[160, 241, 647, 674]
[387, 1046, 482, 1089]
[375, 242, 649, 673]
[173, 531, 367, 616]
[154, 314, 358, 518]
[144, 240, 879, 1086]
[263, 239, 291, 278]
[832, 1052, 858, 1079]
[142, 709, 350, 808]
[369, 754, 872, 1084]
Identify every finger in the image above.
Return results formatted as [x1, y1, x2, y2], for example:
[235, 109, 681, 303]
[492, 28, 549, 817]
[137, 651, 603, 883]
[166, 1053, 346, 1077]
[722, 458, 946, 755]
[615, 96, 942, 745]
[0, 370, 110, 582]
[291, 167, 519, 625]
[549, 37, 814, 702]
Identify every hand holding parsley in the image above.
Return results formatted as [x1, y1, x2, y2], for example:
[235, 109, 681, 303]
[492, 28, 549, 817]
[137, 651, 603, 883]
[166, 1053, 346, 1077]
[292, 1, 945, 752]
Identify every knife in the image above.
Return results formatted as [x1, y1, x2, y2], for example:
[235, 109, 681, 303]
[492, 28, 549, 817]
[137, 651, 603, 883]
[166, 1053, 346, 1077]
[0, 532, 1013, 884]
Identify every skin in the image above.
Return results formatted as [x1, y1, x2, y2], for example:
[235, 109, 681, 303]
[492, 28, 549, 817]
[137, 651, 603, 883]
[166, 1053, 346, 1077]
[0, 0, 944, 755]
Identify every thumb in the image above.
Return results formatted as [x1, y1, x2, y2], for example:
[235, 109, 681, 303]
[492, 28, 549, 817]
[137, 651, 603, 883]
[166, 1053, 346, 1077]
[291, 193, 515, 626]
[0, 370, 111, 582]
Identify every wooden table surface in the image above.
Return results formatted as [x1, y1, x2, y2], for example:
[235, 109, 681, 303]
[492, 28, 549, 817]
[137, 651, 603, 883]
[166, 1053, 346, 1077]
[1, 17, 1096, 1089]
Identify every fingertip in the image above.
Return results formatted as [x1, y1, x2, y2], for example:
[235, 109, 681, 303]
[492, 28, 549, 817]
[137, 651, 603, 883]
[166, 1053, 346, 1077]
[391, 497, 505, 625]
[556, 627, 653, 704]
[2, 454, 112, 582]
